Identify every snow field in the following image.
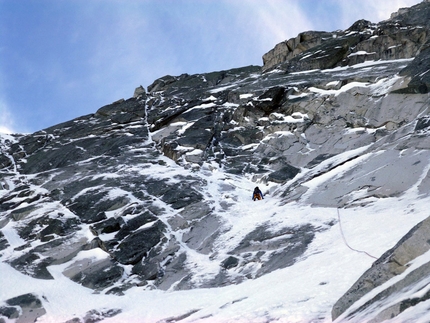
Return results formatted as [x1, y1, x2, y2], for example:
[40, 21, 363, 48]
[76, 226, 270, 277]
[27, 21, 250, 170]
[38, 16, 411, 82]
[1, 156, 430, 322]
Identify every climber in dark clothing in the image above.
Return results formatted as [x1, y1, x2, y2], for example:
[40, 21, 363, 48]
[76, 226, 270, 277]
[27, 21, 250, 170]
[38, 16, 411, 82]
[252, 186, 264, 201]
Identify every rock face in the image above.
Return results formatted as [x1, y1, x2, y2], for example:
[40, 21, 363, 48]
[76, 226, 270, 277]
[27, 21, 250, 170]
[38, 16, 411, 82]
[1, 1, 430, 322]
[0, 293, 46, 323]
[262, 0, 430, 84]
[333, 216, 430, 322]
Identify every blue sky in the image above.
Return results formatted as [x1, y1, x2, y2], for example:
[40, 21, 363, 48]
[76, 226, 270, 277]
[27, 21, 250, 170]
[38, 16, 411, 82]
[0, 0, 422, 134]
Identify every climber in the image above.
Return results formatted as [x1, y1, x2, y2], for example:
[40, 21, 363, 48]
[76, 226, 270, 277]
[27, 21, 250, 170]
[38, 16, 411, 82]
[252, 186, 264, 201]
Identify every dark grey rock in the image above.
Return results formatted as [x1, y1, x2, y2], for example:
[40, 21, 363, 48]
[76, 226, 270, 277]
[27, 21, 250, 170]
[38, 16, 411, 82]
[157, 252, 190, 290]
[90, 217, 125, 235]
[10, 204, 41, 221]
[262, 30, 336, 72]
[70, 260, 124, 291]
[0, 306, 19, 319]
[221, 256, 239, 269]
[6, 293, 42, 308]
[82, 309, 122, 323]
[415, 115, 430, 131]
[64, 308, 122, 323]
[390, 0, 430, 26]
[64, 190, 129, 224]
[131, 236, 181, 286]
[267, 165, 300, 183]
[132, 258, 159, 281]
[4, 293, 46, 323]
[160, 182, 203, 209]
[17, 215, 79, 242]
[397, 40, 430, 94]
[96, 97, 145, 119]
[231, 223, 315, 276]
[9, 252, 54, 279]
[0, 231, 9, 251]
[114, 211, 158, 240]
[114, 220, 166, 265]
[286, 34, 364, 73]
[255, 86, 286, 113]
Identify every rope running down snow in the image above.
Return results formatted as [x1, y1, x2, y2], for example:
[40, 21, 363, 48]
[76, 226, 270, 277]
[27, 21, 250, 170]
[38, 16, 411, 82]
[337, 208, 378, 260]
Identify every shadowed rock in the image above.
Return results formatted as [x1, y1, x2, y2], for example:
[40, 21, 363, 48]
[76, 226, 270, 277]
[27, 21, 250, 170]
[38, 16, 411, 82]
[2, 293, 46, 323]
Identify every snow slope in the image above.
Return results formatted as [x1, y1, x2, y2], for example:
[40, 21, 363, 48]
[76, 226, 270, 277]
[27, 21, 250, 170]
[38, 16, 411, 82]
[2, 9, 430, 318]
[1, 156, 429, 322]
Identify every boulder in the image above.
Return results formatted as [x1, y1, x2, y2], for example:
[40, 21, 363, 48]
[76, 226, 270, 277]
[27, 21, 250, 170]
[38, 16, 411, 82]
[221, 256, 239, 269]
[133, 85, 146, 98]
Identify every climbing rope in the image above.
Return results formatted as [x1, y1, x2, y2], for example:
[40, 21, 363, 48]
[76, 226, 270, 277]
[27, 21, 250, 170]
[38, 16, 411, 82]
[337, 208, 378, 260]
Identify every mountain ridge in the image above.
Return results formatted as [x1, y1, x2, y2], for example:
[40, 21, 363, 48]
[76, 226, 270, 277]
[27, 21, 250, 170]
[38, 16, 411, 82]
[1, 1, 430, 322]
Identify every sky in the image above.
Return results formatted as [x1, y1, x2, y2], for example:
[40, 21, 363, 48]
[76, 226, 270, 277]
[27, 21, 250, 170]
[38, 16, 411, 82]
[0, 0, 423, 134]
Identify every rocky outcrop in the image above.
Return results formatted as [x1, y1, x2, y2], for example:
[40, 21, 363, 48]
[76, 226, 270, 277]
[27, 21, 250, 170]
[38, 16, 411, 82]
[262, 1, 430, 77]
[0, 293, 46, 323]
[397, 39, 430, 93]
[332, 216, 430, 322]
[64, 309, 122, 323]
[262, 30, 335, 71]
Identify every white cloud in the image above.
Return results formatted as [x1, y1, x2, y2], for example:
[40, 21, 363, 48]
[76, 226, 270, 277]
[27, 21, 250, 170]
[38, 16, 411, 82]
[0, 68, 16, 133]
[0, 99, 15, 134]
[368, 0, 422, 21]
[240, 1, 312, 43]
[221, 0, 314, 58]
[334, 0, 422, 28]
